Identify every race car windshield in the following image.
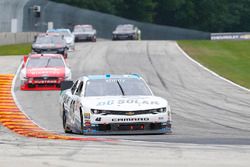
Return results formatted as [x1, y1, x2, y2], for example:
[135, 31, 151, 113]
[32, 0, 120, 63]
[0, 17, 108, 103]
[116, 25, 133, 31]
[58, 31, 71, 37]
[26, 57, 64, 68]
[36, 36, 65, 45]
[85, 78, 152, 97]
[74, 27, 93, 32]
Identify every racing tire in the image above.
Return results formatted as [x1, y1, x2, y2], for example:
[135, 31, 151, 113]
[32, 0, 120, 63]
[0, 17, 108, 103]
[64, 53, 68, 59]
[79, 108, 84, 134]
[63, 109, 72, 133]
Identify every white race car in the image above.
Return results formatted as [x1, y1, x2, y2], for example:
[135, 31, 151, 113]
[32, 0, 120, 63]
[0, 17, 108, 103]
[47, 29, 75, 51]
[59, 74, 172, 134]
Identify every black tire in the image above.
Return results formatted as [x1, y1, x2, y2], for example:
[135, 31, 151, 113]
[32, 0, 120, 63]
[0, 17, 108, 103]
[79, 108, 84, 134]
[63, 109, 72, 133]
[92, 37, 96, 42]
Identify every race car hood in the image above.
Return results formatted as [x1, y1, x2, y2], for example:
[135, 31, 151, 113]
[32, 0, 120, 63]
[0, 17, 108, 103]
[26, 67, 65, 78]
[32, 43, 65, 49]
[64, 37, 74, 43]
[113, 30, 136, 34]
[74, 31, 95, 35]
[81, 96, 168, 111]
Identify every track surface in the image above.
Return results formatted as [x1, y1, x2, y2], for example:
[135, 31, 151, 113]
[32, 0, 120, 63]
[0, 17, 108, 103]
[15, 41, 250, 145]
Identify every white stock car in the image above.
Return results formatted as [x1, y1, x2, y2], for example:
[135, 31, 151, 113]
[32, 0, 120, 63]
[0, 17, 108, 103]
[59, 74, 172, 135]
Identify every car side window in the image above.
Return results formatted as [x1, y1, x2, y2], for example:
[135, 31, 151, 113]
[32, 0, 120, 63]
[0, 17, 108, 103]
[71, 80, 79, 94]
[75, 81, 84, 96]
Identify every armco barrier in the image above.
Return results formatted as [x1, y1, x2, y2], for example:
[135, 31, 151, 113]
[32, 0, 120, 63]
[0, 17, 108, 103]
[0, 32, 37, 45]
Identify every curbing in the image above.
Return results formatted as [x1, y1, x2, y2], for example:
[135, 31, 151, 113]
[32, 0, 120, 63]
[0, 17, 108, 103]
[0, 63, 111, 142]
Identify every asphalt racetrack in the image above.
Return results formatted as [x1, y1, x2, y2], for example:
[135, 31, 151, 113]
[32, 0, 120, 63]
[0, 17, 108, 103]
[15, 40, 250, 145]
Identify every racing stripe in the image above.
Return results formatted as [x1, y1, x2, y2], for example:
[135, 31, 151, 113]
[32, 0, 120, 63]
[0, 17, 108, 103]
[0, 74, 110, 142]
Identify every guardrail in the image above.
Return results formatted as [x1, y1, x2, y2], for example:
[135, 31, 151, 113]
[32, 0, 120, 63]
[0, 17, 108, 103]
[0, 32, 37, 45]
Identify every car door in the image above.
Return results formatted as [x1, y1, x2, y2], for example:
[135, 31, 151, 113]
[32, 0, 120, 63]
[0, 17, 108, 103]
[72, 81, 84, 126]
[67, 80, 79, 125]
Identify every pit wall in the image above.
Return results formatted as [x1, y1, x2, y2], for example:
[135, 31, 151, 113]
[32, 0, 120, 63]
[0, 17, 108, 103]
[0, 32, 37, 45]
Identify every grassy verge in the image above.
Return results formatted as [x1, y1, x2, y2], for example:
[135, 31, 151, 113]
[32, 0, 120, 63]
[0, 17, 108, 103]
[0, 43, 31, 56]
[178, 40, 250, 89]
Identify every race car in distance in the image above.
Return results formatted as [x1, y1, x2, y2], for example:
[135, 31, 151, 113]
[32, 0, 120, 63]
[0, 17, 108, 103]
[47, 29, 75, 51]
[32, 33, 68, 58]
[59, 74, 172, 135]
[73, 25, 97, 42]
[112, 24, 141, 40]
[20, 54, 71, 90]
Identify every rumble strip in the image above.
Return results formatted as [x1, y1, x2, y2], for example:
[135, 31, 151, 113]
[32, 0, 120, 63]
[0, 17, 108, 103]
[0, 74, 109, 142]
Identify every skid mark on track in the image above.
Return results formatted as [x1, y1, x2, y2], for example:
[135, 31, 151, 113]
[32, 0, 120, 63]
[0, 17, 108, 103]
[146, 42, 168, 90]
[0, 74, 110, 142]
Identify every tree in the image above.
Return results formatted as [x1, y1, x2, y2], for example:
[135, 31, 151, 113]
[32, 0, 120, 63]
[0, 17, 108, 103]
[116, 0, 156, 22]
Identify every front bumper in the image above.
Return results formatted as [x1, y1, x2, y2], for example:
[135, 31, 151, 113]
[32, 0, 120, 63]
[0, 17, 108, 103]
[20, 79, 63, 91]
[113, 34, 136, 40]
[82, 122, 172, 135]
[75, 34, 95, 41]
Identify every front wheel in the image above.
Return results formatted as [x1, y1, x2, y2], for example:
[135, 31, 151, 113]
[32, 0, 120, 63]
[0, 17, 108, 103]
[63, 110, 72, 133]
[79, 108, 84, 134]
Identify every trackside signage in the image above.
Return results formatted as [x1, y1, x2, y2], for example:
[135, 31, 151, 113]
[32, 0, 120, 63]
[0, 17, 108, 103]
[211, 32, 250, 40]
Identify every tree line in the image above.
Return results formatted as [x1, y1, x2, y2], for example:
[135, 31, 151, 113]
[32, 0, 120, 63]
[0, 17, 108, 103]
[51, 0, 250, 32]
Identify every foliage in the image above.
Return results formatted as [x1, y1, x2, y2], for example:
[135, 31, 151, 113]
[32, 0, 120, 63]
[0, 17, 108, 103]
[0, 43, 31, 56]
[51, 0, 250, 32]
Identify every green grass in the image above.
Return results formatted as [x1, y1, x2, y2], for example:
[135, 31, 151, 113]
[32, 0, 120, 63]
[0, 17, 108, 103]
[0, 43, 31, 55]
[178, 40, 250, 89]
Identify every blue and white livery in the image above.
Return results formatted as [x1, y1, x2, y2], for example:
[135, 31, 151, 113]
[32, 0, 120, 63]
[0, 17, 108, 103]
[59, 74, 172, 135]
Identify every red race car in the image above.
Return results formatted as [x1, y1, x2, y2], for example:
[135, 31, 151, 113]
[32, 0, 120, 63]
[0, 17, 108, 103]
[20, 54, 72, 90]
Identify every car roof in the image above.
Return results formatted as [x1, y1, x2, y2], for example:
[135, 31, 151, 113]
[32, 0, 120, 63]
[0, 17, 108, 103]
[29, 54, 63, 58]
[84, 74, 141, 80]
[47, 29, 70, 32]
[117, 24, 134, 28]
[38, 33, 61, 37]
[75, 24, 92, 27]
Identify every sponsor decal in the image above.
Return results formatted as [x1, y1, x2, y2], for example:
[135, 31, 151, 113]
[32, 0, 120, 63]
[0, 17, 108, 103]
[96, 100, 159, 106]
[211, 33, 250, 40]
[29, 80, 58, 84]
[84, 113, 90, 119]
[112, 118, 149, 122]
[84, 120, 91, 127]
[95, 117, 101, 121]
[26, 68, 65, 77]
[125, 111, 135, 115]
[158, 117, 164, 120]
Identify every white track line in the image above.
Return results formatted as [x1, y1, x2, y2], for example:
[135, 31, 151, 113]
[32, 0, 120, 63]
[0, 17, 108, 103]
[175, 42, 250, 93]
[11, 60, 48, 131]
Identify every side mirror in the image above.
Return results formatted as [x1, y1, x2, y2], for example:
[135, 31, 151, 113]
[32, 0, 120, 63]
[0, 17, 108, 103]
[61, 80, 73, 91]
[33, 35, 37, 42]
[22, 56, 28, 68]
